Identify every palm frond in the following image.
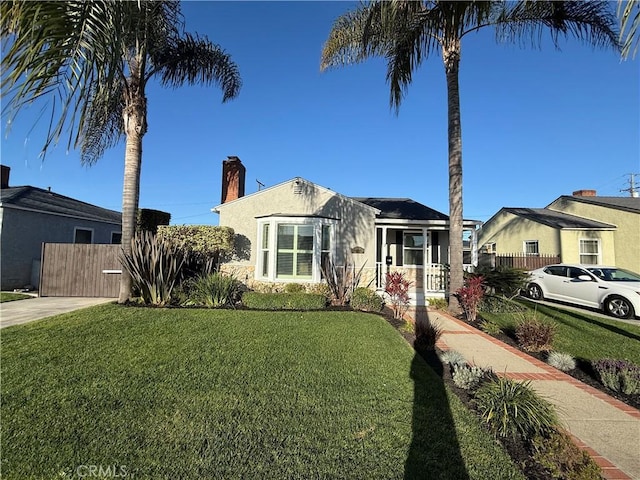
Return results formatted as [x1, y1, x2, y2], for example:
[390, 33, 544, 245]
[153, 33, 241, 102]
[493, 1, 619, 51]
[619, 0, 640, 59]
[1, 0, 131, 159]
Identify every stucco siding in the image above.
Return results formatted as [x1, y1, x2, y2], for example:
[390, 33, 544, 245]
[0, 207, 120, 290]
[548, 198, 640, 271]
[216, 179, 377, 278]
[557, 229, 616, 265]
[478, 212, 561, 255]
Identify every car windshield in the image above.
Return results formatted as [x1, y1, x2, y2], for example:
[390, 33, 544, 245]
[586, 267, 640, 282]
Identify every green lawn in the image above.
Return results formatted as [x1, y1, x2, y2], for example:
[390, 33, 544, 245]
[0, 292, 33, 302]
[1, 305, 524, 480]
[481, 300, 640, 363]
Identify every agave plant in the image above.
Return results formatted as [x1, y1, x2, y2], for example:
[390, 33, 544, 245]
[320, 256, 368, 306]
[121, 231, 185, 306]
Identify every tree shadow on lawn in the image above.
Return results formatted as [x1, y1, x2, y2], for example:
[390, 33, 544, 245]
[404, 307, 470, 480]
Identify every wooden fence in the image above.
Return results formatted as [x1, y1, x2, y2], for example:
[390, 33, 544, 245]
[40, 243, 121, 297]
[478, 252, 561, 271]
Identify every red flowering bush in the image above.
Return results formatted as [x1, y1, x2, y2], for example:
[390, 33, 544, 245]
[456, 275, 485, 322]
[385, 271, 412, 319]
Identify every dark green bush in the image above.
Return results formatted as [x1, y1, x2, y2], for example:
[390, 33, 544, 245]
[475, 266, 530, 299]
[284, 283, 305, 294]
[474, 377, 559, 441]
[137, 208, 171, 234]
[479, 295, 527, 314]
[532, 429, 602, 479]
[183, 272, 242, 307]
[350, 287, 384, 312]
[241, 292, 327, 310]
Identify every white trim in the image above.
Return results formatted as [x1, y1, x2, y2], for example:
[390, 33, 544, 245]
[578, 238, 601, 265]
[256, 215, 337, 283]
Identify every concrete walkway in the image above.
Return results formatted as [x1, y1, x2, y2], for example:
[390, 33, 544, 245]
[0, 296, 115, 328]
[416, 310, 640, 480]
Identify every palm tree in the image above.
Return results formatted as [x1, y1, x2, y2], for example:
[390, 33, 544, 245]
[1, 1, 241, 303]
[619, 0, 640, 59]
[321, 1, 618, 314]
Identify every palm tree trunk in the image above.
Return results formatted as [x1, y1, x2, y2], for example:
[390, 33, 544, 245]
[118, 94, 147, 304]
[443, 39, 463, 315]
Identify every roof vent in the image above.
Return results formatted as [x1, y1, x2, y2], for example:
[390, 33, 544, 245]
[293, 178, 303, 194]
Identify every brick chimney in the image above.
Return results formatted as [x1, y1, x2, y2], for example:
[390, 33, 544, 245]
[221, 156, 246, 203]
[1, 165, 9, 189]
[572, 189, 597, 197]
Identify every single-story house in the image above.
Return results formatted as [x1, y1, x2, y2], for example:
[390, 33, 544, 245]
[212, 157, 481, 305]
[477, 189, 640, 272]
[0, 165, 122, 290]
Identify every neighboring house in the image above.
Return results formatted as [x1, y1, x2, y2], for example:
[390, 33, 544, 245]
[0, 165, 122, 290]
[478, 189, 640, 272]
[212, 157, 481, 305]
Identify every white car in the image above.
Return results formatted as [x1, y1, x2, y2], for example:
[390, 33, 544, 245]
[526, 264, 640, 320]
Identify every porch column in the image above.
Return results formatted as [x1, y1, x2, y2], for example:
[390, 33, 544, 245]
[422, 227, 428, 293]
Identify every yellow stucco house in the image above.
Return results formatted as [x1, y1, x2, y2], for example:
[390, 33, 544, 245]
[212, 157, 481, 305]
[478, 190, 640, 272]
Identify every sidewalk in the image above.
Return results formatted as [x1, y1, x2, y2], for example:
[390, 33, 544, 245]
[0, 296, 115, 328]
[416, 309, 640, 480]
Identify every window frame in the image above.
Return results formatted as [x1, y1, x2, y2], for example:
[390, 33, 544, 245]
[111, 231, 122, 244]
[402, 231, 424, 267]
[523, 240, 539, 256]
[74, 227, 94, 244]
[256, 217, 335, 282]
[579, 238, 601, 265]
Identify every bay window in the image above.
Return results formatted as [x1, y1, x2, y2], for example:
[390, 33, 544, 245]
[257, 217, 334, 282]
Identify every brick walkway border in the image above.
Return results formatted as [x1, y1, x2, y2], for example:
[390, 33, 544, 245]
[432, 310, 638, 480]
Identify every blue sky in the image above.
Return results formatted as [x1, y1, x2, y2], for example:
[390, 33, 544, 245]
[1, 1, 638, 226]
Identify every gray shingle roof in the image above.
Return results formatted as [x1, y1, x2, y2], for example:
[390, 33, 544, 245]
[554, 195, 640, 213]
[352, 197, 449, 221]
[504, 207, 615, 229]
[0, 186, 121, 224]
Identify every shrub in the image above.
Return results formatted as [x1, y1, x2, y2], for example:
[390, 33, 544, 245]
[515, 314, 557, 352]
[350, 287, 384, 312]
[137, 208, 170, 234]
[439, 350, 467, 367]
[427, 297, 448, 311]
[183, 272, 242, 307]
[480, 320, 503, 336]
[475, 266, 530, 299]
[479, 295, 527, 314]
[321, 257, 368, 306]
[414, 319, 443, 351]
[474, 377, 559, 441]
[452, 364, 488, 391]
[121, 231, 185, 306]
[547, 352, 576, 372]
[456, 275, 485, 322]
[592, 359, 640, 395]
[284, 283, 305, 294]
[385, 271, 412, 320]
[241, 292, 327, 311]
[532, 428, 602, 480]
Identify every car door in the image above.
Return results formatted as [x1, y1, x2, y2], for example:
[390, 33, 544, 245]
[555, 267, 600, 307]
[539, 266, 567, 299]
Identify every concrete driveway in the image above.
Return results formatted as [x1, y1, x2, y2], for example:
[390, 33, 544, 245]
[524, 297, 640, 325]
[0, 296, 115, 329]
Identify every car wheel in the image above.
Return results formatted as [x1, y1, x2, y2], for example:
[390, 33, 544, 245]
[527, 283, 543, 300]
[604, 296, 635, 319]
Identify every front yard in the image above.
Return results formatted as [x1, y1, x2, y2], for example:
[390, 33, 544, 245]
[1, 305, 523, 480]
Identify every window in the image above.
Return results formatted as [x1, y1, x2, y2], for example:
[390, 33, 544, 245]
[261, 223, 270, 277]
[579, 239, 600, 264]
[74, 228, 93, 244]
[257, 218, 334, 282]
[277, 224, 313, 279]
[484, 242, 496, 254]
[403, 232, 424, 266]
[111, 232, 122, 244]
[463, 230, 473, 265]
[524, 240, 539, 256]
